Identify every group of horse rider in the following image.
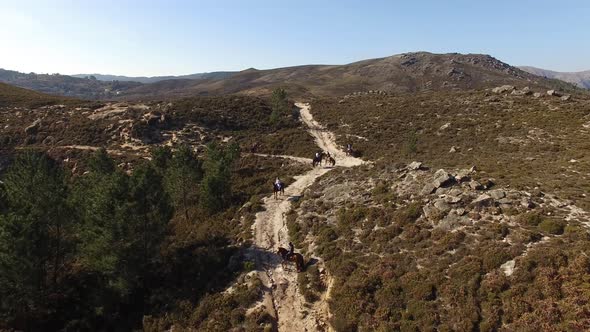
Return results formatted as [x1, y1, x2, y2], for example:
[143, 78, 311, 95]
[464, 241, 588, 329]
[273, 143, 353, 272]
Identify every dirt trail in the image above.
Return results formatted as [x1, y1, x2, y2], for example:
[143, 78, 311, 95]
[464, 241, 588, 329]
[247, 153, 311, 164]
[251, 103, 364, 331]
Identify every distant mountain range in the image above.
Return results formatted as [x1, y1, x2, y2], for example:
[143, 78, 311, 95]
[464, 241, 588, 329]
[118, 52, 578, 100]
[519, 66, 590, 89]
[71, 71, 236, 84]
[1, 52, 582, 100]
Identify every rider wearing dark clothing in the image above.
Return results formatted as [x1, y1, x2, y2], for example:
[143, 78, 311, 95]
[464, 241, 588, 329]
[288, 242, 294, 258]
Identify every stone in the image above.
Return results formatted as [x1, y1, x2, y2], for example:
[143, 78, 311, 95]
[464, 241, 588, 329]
[445, 195, 462, 204]
[511, 87, 532, 96]
[421, 183, 437, 196]
[489, 190, 506, 200]
[433, 169, 454, 187]
[434, 199, 451, 212]
[469, 180, 484, 190]
[472, 194, 494, 207]
[483, 178, 495, 189]
[547, 90, 562, 97]
[408, 161, 423, 170]
[449, 146, 458, 153]
[439, 122, 451, 131]
[497, 198, 512, 205]
[435, 187, 450, 195]
[533, 92, 542, 98]
[454, 208, 466, 216]
[560, 95, 571, 101]
[455, 169, 472, 183]
[492, 85, 515, 94]
[24, 119, 41, 135]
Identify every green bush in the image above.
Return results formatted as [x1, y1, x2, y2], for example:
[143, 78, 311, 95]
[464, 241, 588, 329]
[539, 219, 565, 235]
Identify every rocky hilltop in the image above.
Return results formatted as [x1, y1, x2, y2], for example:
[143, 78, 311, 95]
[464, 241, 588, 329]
[1, 52, 580, 100]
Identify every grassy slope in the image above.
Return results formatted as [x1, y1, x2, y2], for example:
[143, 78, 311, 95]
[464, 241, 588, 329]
[312, 90, 590, 209]
[0, 82, 83, 108]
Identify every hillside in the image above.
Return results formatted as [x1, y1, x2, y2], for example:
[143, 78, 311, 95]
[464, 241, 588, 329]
[71, 71, 236, 84]
[119, 52, 578, 100]
[519, 66, 590, 89]
[2, 85, 590, 331]
[0, 82, 83, 108]
[0, 69, 142, 99]
[3, 53, 579, 101]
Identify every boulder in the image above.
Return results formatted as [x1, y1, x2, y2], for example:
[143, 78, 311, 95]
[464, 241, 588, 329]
[469, 180, 484, 190]
[433, 169, 454, 187]
[483, 178, 496, 189]
[547, 90, 562, 97]
[421, 183, 437, 196]
[439, 123, 451, 131]
[449, 146, 458, 153]
[489, 190, 506, 200]
[511, 87, 532, 96]
[445, 195, 462, 204]
[472, 194, 494, 207]
[434, 199, 451, 212]
[454, 208, 466, 216]
[492, 85, 515, 94]
[408, 161, 423, 170]
[560, 95, 571, 101]
[455, 169, 472, 183]
[24, 119, 41, 135]
[533, 92, 542, 98]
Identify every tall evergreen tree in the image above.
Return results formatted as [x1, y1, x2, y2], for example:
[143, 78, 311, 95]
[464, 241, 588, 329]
[127, 163, 172, 272]
[200, 143, 239, 214]
[164, 145, 203, 221]
[0, 151, 72, 323]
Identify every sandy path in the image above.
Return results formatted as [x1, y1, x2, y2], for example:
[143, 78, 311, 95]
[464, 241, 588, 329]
[247, 153, 311, 164]
[296, 102, 364, 168]
[251, 103, 364, 331]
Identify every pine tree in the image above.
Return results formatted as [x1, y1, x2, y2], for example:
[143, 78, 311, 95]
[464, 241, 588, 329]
[0, 151, 72, 321]
[164, 145, 203, 221]
[200, 143, 239, 214]
[128, 163, 172, 271]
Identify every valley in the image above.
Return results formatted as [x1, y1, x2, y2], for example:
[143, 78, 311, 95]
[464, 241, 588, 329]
[1, 52, 590, 332]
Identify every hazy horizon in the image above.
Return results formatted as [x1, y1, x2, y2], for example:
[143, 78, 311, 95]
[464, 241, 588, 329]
[1, 0, 589, 76]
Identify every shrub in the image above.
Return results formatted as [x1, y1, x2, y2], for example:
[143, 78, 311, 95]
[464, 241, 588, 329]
[539, 219, 565, 235]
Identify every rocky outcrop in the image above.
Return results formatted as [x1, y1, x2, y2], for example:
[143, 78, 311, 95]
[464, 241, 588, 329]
[492, 85, 515, 94]
[24, 119, 41, 135]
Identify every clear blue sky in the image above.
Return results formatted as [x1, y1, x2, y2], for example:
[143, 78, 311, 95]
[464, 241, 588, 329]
[1, 0, 588, 76]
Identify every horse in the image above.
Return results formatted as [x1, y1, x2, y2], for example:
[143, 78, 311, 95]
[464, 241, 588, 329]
[277, 247, 305, 272]
[312, 151, 325, 167]
[273, 181, 285, 200]
[312, 155, 323, 167]
[345, 145, 354, 156]
[327, 156, 336, 166]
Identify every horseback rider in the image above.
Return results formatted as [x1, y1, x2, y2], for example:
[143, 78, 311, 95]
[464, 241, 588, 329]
[288, 242, 295, 258]
[275, 177, 282, 189]
[315, 151, 320, 159]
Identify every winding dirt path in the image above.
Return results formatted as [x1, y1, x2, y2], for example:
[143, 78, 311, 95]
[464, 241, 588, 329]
[251, 103, 364, 331]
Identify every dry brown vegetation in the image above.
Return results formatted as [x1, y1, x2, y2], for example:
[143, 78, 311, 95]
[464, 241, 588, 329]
[288, 163, 590, 331]
[312, 89, 590, 209]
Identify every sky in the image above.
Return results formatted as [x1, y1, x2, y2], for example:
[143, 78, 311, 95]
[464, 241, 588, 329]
[0, 0, 589, 76]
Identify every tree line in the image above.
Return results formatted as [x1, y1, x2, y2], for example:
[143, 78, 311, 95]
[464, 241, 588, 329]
[0, 143, 240, 331]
